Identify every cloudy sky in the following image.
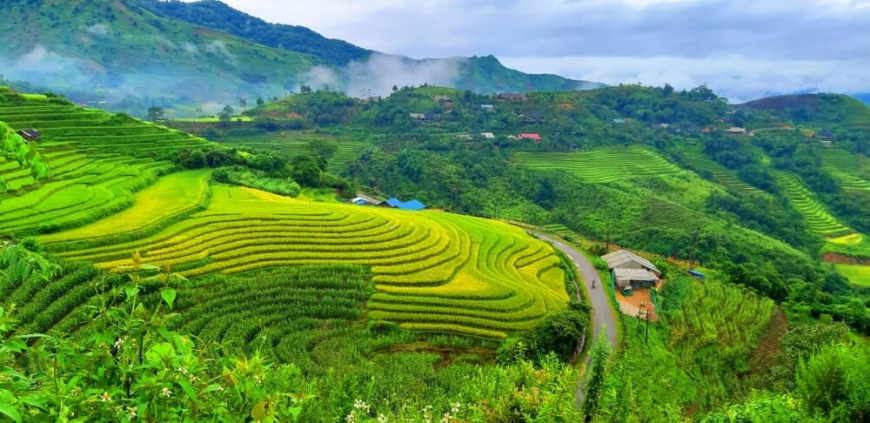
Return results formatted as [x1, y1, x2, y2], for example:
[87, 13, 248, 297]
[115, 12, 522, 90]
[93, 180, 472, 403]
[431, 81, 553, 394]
[193, 0, 870, 102]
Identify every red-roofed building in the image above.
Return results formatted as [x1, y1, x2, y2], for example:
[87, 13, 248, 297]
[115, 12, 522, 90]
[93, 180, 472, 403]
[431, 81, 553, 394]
[519, 133, 542, 141]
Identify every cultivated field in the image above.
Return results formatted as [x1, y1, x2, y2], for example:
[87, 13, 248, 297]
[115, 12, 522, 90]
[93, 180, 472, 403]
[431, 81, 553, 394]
[774, 172, 853, 238]
[821, 148, 870, 190]
[513, 146, 683, 183]
[216, 132, 366, 173]
[681, 145, 766, 195]
[0, 98, 211, 155]
[42, 185, 569, 339]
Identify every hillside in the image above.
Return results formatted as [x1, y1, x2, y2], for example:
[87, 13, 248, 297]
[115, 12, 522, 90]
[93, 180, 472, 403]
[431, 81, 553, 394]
[740, 93, 870, 127]
[0, 0, 602, 116]
[0, 0, 322, 110]
[134, 0, 371, 66]
[2, 84, 869, 421]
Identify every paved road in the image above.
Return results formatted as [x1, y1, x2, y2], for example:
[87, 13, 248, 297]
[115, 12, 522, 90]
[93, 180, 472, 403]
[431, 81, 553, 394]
[534, 232, 618, 351]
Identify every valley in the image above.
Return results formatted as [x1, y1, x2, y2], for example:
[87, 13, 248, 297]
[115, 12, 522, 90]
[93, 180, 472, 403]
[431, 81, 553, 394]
[1, 1, 869, 421]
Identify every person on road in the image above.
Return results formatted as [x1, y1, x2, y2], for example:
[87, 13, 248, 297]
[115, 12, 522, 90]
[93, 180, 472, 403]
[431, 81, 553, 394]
[592, 278, 596, 289]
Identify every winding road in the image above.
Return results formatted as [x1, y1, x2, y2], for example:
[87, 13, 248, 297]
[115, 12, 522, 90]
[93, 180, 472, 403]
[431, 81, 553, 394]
[535, 232, 618, 351]
[532, 232, 619, 400]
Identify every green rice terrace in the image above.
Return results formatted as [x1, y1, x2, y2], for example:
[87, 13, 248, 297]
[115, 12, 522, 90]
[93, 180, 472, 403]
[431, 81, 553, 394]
[39, 185, 567, 339]
[215, 132, 367, 173]
[820, 148, 870, 190]
[774, 172, 853, 238]
[513, 146, 683, 183]
[680, 144, 767, 195]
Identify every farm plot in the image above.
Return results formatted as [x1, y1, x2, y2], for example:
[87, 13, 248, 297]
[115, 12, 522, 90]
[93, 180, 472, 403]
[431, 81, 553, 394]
[513, 146, 683, 183]
[820, 148, 870, 190]
[216, 132, 366, 173]
[0, 151, 175, 236]
[775, 172, 853, 238]
[37, 169, 212, 245]
[680, 146, 766, 195]
[0, 260, 109, 336]
[0, 96, 211, 156]
[48, 186, 569, 339]
[170, 265, 372, 361]
[834, 264, 870, 287]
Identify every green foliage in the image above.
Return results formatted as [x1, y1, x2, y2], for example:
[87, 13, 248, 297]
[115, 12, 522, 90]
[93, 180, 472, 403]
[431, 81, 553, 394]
[702, 393, 816, 423]
[583, 333, 612, 421]
[796, 343, 870, 420]
[214, 167, 301, 197]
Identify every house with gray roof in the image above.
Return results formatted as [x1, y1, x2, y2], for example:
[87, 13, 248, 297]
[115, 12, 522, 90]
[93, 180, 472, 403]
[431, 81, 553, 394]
[602, 250, 661, 290]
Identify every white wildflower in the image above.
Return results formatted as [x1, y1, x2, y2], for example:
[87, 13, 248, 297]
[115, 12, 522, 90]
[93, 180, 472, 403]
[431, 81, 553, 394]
[162, 387, 172, 398]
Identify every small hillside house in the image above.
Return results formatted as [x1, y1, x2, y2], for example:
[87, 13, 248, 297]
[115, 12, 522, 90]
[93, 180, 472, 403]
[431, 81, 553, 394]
[519, 133, 542, 141]
[480, 132, 496, 139]
[383, 198, 427, 211]
[603, 250, 661, 290]
[432, 95, 453, 105]
[725, 127, 748, 135]
[409, 113, 426, 120]
[18, 129, 40, 142]
[613, 118, 625, 124]
[480, 104, 494, 110]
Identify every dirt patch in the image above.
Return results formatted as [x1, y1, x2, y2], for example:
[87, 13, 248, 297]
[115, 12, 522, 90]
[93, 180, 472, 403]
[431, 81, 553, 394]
[616, 288, 658, 321]
[823, 252, 870, 265]
[746, 308, 789, 379]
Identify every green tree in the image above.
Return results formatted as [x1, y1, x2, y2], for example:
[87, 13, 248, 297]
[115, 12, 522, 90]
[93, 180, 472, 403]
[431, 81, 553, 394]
[218, 105, 234, 124]
[256, 96, 265, 107]
[583, 333, 611, 422]
[308, 138, 337, 170]
[147, 106, 166, 122]
[238, 97, 248, 111]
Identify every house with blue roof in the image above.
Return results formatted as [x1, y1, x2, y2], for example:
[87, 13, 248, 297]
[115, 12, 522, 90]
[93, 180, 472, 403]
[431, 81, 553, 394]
[382, 197, 426, 211]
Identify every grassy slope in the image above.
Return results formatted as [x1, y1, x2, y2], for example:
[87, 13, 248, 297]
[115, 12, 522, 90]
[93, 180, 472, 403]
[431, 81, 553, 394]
[215, 132, 366, 174]
[0, 0, 317, 103]
[44, 184, 568, 339]
[740, 94, 870, 127]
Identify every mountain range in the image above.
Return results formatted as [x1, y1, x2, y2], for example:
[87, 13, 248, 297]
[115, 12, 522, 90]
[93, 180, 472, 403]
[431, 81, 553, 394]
[0, 0, 602, 114]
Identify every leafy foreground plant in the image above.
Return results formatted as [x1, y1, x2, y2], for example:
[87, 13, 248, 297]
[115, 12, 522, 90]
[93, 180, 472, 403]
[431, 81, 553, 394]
[0, 250, 311, 422]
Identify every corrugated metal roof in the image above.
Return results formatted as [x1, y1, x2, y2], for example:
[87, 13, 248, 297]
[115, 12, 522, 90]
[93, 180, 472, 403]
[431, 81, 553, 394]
[614, 268, 659, 281]
[602, 250, 660, 273]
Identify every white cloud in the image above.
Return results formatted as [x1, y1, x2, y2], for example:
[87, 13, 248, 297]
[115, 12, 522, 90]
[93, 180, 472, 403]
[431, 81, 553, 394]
[502, 55, 870, 102]
[205, 40, 235, 61]
[167, 0, 870, 97]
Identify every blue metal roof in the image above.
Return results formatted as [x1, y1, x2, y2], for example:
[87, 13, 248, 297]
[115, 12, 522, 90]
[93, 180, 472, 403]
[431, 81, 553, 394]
[688, 270, 705, 279]
[399, 200, 426, 211]
[385, 198, 403, 207]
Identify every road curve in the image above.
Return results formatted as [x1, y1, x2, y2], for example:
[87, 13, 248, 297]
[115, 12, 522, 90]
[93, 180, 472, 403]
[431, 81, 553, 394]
[533, 232, 619, 355]
[532, 232, 619, 403]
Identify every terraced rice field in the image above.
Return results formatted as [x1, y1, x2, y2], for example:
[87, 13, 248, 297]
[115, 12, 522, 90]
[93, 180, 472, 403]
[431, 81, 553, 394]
[36, 170, 212, 245]
[681, 146, 766, 195]
[775, 172, 853, 238]
[46, 186, 569, 339]
[0, 98, 211, 156]
[0, 149, 176, 236]
[834, 264, 870, 287]
[513, 146, 683, 183]
[820, 149, 870, 190]
[170, 266, 373, 361]
[543, 224, 580, 240]
[216, 133, 366, 173]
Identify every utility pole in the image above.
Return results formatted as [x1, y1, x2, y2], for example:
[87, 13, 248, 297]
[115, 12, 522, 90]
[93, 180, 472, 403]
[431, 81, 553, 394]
[645, 309, 650, 344]
[606, 227, 611, 251]
[689, 228, 700, 269]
